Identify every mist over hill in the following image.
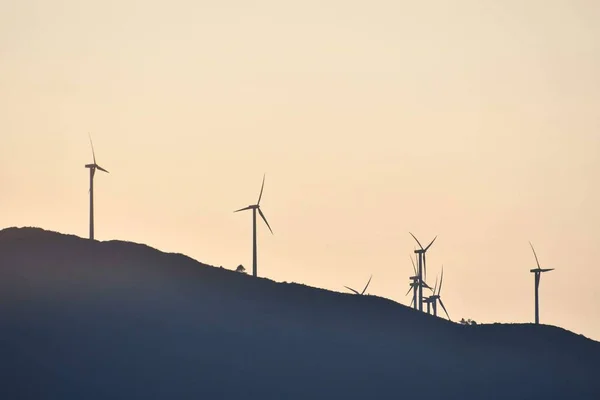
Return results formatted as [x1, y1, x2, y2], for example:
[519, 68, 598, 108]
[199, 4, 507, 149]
[1, 227, 599, 399]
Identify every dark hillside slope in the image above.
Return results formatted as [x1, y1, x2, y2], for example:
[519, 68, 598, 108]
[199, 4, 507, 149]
[0, 227, 599, 399]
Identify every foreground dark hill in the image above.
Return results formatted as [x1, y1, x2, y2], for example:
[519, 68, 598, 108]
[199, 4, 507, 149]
[1, 227, 599, 399]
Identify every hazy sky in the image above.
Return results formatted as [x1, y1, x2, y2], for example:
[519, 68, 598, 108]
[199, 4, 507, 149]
[1, 1, 599, 340]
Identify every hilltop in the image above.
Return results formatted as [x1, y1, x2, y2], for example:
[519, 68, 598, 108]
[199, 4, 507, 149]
[1, 227, 599, 399]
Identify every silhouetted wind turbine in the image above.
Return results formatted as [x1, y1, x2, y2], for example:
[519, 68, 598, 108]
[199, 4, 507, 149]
[423, 298, 432, 314]
[406, 255, 419, 309]
[426, 266, 451, 320]
[234, 174, 273, 277]
[345, 275, 372, 295]
[85, 135, 109, 240]
[406, 254, 431, 309]
[529, 242, 554, 325]
[422, 274, 438, 315]
[409, 233, 437, 312]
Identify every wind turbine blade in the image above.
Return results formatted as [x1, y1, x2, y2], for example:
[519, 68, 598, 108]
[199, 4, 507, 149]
[409, 297, 414, 308]
[405, 286, 413, 296]
[88, 133, 97, 164]
[257, 174, 266, 205]
[438, 265, 444, 295]
[409, 232, 424, 250]
[361, 275, 373, 295]
[344, 286, 360, 295]
[439, 298, 451, 321]
[529, 241, 541, 269]
[423, 254, 427, 281]
[234, 206, 252, 213]
[258, 208, 273, 234]
[96, 165, 109, 173]
[424, 236, 438, 251]
[433, 276, 438, 296]
[410, 255, 417, 275]
[541, 268, 554, 272]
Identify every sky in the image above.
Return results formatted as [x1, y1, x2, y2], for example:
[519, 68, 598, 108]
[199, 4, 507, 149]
[1, 1, 599, 340]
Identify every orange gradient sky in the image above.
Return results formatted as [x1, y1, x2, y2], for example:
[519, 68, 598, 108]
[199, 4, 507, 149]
[1, 1, 599, 340]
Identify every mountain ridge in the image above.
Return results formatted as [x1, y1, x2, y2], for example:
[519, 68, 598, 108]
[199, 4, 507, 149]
[1, 226, 599, 399]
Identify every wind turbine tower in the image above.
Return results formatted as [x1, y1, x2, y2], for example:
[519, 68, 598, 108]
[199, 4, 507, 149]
[85, 135, 109, 240]
[529, 242, 554, 324]
[234, 174, 273, 277]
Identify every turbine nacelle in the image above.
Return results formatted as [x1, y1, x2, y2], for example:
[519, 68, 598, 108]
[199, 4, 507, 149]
[234, 204, 260, 212]
[85, 163, 109, 173]
[530, 268, 554, 273]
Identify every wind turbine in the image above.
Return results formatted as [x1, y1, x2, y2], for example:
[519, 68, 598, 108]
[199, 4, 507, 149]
[85, 135, 109, 240]
[406, 254, 431, 309]
[422, 275, 437, 314]
[406, 255, 419, 309]
[529, 242, 554, 325]
[409, 233, 437, 312]
[423, 289, 434, 314]
[234, 174, 273, 278]
[426, 266, 451, 320]
[344, 275, 373, 295]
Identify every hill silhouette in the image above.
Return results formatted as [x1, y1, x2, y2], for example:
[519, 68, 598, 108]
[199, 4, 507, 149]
[1, 227, 599, 399]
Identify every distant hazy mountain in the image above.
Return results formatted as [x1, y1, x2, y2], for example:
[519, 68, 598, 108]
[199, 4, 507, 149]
[1, 227, 598, 399]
